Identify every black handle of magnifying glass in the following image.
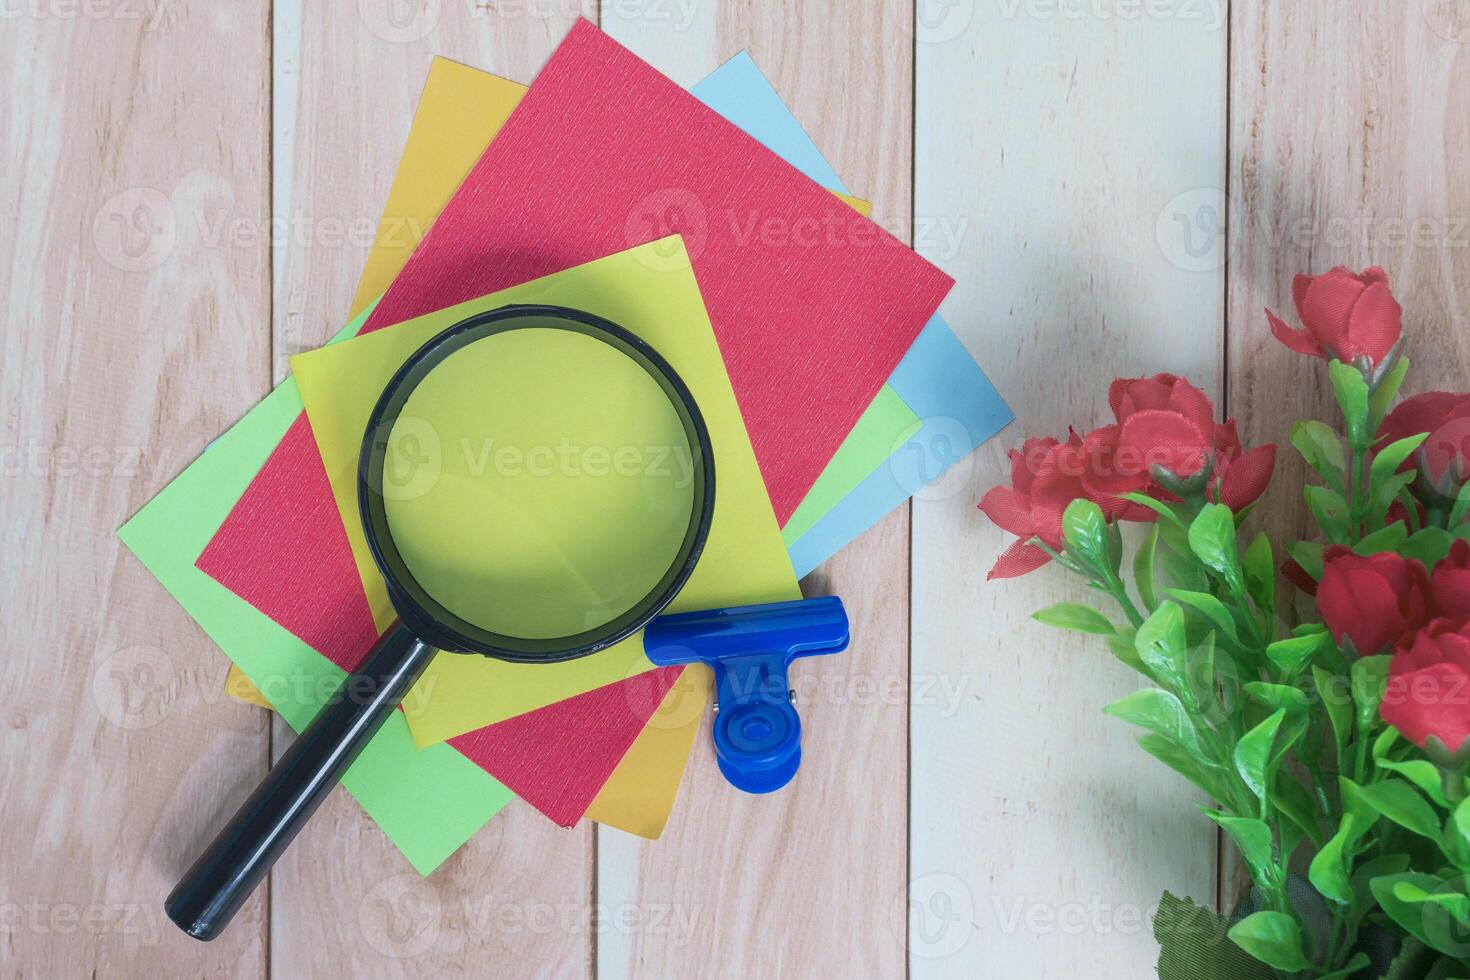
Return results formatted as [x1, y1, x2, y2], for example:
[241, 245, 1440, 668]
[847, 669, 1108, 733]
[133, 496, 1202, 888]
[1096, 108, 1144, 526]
[165, 622, 432, 941]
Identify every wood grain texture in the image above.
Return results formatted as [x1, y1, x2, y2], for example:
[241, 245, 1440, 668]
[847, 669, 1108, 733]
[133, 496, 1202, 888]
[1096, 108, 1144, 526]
[11, 2, 1469, 976]
[911, 3, 1227, 976]
[597, 3, 913, 977]
[1225, 0, 1470, 915]
[0, 2, 272, 976]
[266, 3, 596, 977]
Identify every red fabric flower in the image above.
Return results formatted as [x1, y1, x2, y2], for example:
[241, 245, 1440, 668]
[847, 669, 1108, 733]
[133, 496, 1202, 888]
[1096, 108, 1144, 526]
[1382, 617, 1470, 753]
[1379, 391, 1470, 498]
[1266, 266, 1403, 367]
[980, 434, 1081, 579]
[1316, 546, 1431, 654]
[1432, 540, 1470, 619]
[1082, 374, 1215, 494]
[979, 431, 1137, 579]
[1207, 419, 1277, 510]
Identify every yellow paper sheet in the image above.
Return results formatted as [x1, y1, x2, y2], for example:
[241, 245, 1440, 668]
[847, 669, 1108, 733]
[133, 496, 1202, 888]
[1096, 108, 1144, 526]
[290, 238, 802, 751]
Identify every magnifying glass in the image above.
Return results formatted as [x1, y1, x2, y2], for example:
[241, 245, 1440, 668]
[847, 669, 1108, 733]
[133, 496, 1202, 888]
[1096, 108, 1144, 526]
[165, 305, 847, 941]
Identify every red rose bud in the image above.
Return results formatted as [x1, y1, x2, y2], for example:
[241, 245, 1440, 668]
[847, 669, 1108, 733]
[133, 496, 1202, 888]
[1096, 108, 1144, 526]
[1433, 540, 1470, 619]
[1379, 391, 1470, 500]
[1316, 546, 1431, 654]
[1382, 617, 1470, 753]
[1266, 266, 1403, 370]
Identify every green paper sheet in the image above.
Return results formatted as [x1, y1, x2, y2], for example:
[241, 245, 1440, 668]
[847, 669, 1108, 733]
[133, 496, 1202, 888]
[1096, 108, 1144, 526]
[780, 386, 922, 546]
[116, 307, 513, 875]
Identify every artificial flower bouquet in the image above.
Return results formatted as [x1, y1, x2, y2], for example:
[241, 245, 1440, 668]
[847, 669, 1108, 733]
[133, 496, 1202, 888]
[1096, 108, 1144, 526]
[982, 267, 1470, 979]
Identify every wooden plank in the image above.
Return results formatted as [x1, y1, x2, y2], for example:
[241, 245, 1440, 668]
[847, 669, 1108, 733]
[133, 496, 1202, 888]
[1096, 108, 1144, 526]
[0, 2, 271, 975]
[266, 4, 594, 977]
[912, 4, 1228, 975]
[597, 3, 913, 976]
[1226, 0, 1470, 913]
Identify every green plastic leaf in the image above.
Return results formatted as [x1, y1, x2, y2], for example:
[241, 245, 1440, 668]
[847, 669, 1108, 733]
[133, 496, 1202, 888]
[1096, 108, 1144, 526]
[1351, 655, 1392, 730]
[1103, 688, 1199, 754]
[1370, 875, 1440, 952]
[1376, 758, 1450, 807]
[1330, 358, 1371, 448]
[1104, 630, 1148, 675]
[1371, 471, 1419, 526]
[1242, 532, 1275, 615]
[1121, 491, 1185, 528]
[1291, 419, 1347, 482]
[1446, 797, 1470, 871]
[1134, 602, 1190, 696]
[1226, 911, 1311, 973]
[1164, 588, 1240, 644]
[1289, 540, 1325, 582]
[1062, 498, 1114, 576]
[1273, 774, 1324, 849]
[1137, 734, 1230, 802]
[1374, 872, 1470, 959]
[1309, 812, 1358, 904]
[1243, 682, 1310, 713]
[1392, 880, 1470, 921]
[1371, 354, 1411, 428]
[1205, 812, 1276, 891]
[1032, 603, 1116, 635]
[1235, 709, 1286, 805]
[1357, 779, 1442, 839]
[1313, 665, 1352, 752]
[1306, 484, 1352, 543]
[1382, 936, 1461, 980]
[1372, 433, 1430, 488]
[1153, 892, 1276, 980]
[1267, 631, 1329, 679]
[1188, 503, 1244, 594]
[1352, 852, 1411, 925]
[1355, 520, 1408, 556]
[1134, 522, 1160, 611]
[1401, 526, 1457, 566]
[1452, 479, 1470, 529]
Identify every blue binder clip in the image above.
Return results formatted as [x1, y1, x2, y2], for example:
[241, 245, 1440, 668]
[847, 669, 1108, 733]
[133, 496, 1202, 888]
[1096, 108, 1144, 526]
[644, 596, 850, 794]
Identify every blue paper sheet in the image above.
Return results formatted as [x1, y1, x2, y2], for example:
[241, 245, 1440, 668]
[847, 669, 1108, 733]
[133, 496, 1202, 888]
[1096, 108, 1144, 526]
[693, 54, 1014, 577]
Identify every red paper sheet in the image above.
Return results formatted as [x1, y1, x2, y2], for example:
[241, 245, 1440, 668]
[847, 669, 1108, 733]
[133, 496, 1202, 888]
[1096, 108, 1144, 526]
[365, 19, 952, 519]
[448, 665, 681, 827]
[198, 19, 950, 822]
[198, 414, 670, 826]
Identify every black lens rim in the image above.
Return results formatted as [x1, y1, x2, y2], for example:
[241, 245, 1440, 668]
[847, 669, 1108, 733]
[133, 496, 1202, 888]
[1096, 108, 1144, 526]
[358, 304, 716, 664]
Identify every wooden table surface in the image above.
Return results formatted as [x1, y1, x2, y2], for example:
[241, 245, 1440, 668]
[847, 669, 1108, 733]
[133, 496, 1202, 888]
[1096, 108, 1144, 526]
[4, 1, 1468, 976]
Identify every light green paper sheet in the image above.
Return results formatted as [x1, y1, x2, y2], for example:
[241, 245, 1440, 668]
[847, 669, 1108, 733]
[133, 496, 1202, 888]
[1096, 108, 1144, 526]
[116, 306, 513, 875]
[780, 386, 922, 546]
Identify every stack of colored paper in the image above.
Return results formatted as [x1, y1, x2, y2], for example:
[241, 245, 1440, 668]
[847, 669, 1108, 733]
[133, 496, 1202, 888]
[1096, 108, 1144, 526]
[119, 20, 1011, 874]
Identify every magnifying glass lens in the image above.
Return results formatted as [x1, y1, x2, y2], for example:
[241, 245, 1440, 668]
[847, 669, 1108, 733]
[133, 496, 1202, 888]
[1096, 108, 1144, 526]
[381, 327, 697, 640]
